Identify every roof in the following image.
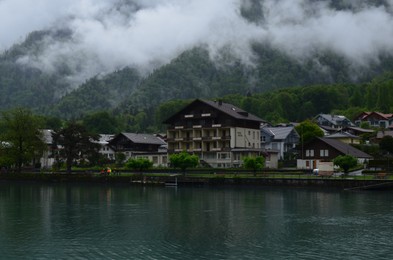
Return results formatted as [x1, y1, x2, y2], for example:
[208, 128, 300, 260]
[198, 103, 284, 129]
[364, 112, 393, 120]
[202, 99, 265, 122]
[316, 114, 352, 126]
[325, 132, 360, 139]
[342, 126, 374, 134]
[318, 137, 372, 158]
[163, 99, 265, 124]
[261, 126, 298, 140]
[98, 134, 115, 145]
[121, 133, 166, 145]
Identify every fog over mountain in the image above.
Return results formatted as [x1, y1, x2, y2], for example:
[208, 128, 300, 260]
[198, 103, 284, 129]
[1, 0, 393, 86]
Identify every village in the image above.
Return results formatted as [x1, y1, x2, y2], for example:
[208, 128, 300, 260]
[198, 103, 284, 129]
[33, 99, 393, 176]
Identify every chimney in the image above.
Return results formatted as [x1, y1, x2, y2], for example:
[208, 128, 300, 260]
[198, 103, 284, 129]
[218, 100, 222, 106]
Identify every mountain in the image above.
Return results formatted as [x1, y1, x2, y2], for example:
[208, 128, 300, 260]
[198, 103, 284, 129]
[0, 30, 74, 112]
[1, 0, 393, 118]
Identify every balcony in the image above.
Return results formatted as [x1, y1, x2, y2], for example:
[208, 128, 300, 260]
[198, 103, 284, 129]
[174, 126, 184, 129]
[211, 148, 222, 151]
[201, 113, 211, 117]
[175, 138, 183, 141]
[184, 114, 194, 118]
[193, 148, 202, 152]
[193, 125, 202, 128]
[212, 136, 221, 140]
[212, 124, 222, 127]
[193, 137, 202, 141]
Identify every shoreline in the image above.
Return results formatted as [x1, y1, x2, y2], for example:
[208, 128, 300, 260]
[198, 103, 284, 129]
[1, 172, 392, 191]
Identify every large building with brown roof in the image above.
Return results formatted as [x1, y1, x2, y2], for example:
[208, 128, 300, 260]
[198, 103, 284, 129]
[163, 99, 278, 168]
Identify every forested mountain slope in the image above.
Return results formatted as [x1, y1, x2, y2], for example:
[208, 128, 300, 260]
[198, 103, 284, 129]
[1, 0, 393, 119]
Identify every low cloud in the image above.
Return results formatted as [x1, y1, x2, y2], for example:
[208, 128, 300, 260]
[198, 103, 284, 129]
[1, 0, 393, 85]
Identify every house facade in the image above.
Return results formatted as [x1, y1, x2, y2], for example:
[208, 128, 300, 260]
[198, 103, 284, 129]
[164, 99, 277, 168]
[354, 112, 393, 128]
[108, 133, 168, 167]
[297, 137, 372, 170]
[97, 134, 116, 161]
[260, 126, 299, 160]
[40, 129, 55, 169]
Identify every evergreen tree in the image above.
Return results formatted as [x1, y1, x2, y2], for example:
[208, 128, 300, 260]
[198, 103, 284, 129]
[52, 121, 100, 173]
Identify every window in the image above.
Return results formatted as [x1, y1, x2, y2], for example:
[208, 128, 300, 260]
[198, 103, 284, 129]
[320, 149, 329, 157]
[218, 153, 230, 159]
[306, 149, 314, 157]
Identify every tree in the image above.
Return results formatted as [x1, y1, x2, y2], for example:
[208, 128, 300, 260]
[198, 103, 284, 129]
[115, 152, 126, 167]
[243, 156, 265, 176]
[379, 136, 393, 155]
[333, 155, 358, 174]
[169, 152, 199, 176]
[125, 158, 153, 173]
[82, 111, 121, 134]
[295, 120, 324, 144]
[0, 108, 46, 172]
[52, 121, 100, 173]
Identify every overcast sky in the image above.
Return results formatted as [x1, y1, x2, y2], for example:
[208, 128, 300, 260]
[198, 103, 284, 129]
[1, 0, 393, 84]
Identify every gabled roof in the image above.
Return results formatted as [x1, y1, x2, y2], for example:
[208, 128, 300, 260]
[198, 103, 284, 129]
[261, 126, 298, 140]
[354, 111, 371, 121]
[325, 132, 360, 139]
[120, 133, 166, 145]
[355, 111, 393, 121]
[163, 99, 265, 124]
[317, 137, 372, 158]
[342, 126, 374, 134]
[363, 111, 393, 121]
[315, 114, 352, 126]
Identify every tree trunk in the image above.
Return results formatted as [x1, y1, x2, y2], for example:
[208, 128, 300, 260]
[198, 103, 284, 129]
[66, 157, 73, 174]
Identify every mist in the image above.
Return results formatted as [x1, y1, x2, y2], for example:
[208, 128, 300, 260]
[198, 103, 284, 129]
[1, 0, 393, 85]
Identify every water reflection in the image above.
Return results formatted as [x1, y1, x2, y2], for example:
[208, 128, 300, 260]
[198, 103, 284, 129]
[0, 182, 393, 259]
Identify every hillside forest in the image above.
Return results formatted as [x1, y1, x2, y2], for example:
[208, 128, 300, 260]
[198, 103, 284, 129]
[1, 70, 390, 135]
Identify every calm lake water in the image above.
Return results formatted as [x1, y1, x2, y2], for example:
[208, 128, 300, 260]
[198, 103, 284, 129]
[0, 182, 392, 260]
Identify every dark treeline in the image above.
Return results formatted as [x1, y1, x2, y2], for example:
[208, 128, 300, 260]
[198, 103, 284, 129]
[25, 70, 392, 135]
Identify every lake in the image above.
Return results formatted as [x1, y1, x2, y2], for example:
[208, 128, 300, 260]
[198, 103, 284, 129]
[0, 182, 392, 259]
